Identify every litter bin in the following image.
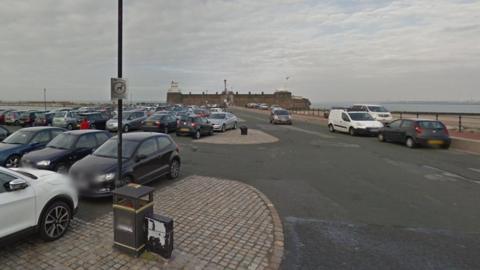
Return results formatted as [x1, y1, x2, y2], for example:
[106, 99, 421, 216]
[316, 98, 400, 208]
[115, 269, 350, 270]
[145, 214, 174, 259]
[240, 126, 248, 135]
[113, 183, 154, 256]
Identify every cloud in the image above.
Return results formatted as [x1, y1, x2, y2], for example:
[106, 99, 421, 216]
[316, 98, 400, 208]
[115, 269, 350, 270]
[0, 0, 479, 102]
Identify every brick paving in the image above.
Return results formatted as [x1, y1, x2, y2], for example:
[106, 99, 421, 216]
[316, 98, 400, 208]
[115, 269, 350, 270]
[0, 176, 284, 270]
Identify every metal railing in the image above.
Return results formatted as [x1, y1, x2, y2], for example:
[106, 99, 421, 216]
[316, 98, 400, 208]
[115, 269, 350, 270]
[286, 108, 480, 133]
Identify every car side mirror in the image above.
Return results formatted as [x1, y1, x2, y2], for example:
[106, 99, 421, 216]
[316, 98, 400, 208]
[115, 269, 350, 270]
[9, 179, 28, 191]
[135, 154, 147, 162]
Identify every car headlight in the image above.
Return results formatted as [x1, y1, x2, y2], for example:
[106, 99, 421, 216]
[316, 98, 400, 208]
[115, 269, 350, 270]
[96, 173, 115, 182]
[274, 115, 279, 119]
[36, 160, 51, 166]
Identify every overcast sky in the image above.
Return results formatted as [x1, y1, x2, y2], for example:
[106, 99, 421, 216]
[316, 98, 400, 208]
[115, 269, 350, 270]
[1, 0, 479, 103]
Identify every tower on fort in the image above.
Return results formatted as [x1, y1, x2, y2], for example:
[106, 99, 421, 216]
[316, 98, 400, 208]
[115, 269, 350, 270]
[166, 81, 183, 104]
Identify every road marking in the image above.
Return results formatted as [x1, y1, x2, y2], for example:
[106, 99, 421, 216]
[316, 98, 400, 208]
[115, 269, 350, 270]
[468, 168, 480, 174]
[283, 125, 334, 139]
[423, 165, 480, 184]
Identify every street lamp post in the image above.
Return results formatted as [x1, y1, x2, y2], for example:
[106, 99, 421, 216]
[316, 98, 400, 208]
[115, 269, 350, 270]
[43, 88, 46, 111]
[116, 0, 123, 189]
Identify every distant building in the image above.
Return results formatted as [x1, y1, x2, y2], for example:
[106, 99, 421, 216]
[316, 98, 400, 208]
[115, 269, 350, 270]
[166, 81, 311, 109]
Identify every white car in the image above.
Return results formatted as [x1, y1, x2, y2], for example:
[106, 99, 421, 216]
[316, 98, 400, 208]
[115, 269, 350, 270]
[210, 107, 224, 113]
[0, 167, 78, 242]
[328, 109, 384, 136]
[351, 104, 393, 123]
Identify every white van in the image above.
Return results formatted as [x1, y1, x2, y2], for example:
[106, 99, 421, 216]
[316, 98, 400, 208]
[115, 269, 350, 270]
[351, 104, 393, 123]
[328, 109, 384, 136]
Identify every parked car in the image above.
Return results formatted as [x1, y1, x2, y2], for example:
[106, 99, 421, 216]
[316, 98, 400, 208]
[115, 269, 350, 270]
[142, 114, 177, 134]
[19, 111, 40, 127]
[258, 103, 269, 110]
[106, 110, 146, 132]
[21, 130, 111, 173]
[0, 166, 78, 242]
[52, 111, 79, 130]
[34, 112, 55, 126]
[270, 109, 292, 125]
[0, 110, 13, 124]
[378, 119, 451, 149]
[0, 126, 10, 141]
[5, 111, 25, 126]
[0, 127, 65, 168]
[69, 132, 181, 197]
[176, 116, 214, 139]
[77, 112, 108, 130]
[193, 109, 210, 118]
[210, 107, 224, 113]
[351, 104, 393, 123]
[328, 109, 384, 136]
[208, 112, 238, 132]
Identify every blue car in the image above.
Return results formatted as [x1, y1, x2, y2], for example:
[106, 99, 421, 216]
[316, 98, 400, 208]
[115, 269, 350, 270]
[0, 127, 65, 168]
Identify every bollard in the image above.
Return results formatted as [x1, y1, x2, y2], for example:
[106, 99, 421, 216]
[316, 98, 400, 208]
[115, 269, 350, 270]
[436, 114, 438, 121]
[459, 115, 462, 133]
[240, 126, 248, 135]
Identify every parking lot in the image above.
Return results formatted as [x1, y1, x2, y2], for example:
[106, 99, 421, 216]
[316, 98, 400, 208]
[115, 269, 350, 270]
[2, 107, 480, 269]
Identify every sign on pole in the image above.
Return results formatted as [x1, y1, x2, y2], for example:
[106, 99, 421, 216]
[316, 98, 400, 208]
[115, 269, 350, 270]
[111, 78, 127, 100]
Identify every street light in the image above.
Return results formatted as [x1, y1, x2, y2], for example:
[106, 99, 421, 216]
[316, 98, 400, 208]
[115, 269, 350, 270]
[116, 0, 123, 189]
[43, 88, 47, 111]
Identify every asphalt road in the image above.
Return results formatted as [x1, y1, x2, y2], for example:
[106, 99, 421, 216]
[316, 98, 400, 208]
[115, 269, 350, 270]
[4, 109, 480, 270]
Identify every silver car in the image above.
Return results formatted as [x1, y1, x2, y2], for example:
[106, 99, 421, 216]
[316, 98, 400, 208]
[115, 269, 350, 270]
[52, 111, 79, 130]
[106, 110, 147, 132]
[208, 112, 238, 132]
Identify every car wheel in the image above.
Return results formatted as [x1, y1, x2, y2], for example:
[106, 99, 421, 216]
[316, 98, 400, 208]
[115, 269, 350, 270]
[39, 201, 71, 241]
[405, 137, 416, 148]
[5, 154, 21, 168]
[167, 159, 180, 179]
[328, 124, 335, 133]
[164, 127, 169, 134]
[193, 130, 201, 140]
[221, 125, 226, 133]
[56, 164, 69, 174]
[378, 133, 385, 142]
[442, 144, 450, 150]
[66, 124, 73, 130]
[123, 125, 129, 133]
[349, 127, 356, 136]
[233, 122, 237, 129]
[176, 132, 181, 137]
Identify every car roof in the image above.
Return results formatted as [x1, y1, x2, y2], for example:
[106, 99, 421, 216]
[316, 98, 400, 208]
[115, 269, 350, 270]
[78, 112, 100, 115]
[19, 126, 65, 132]
[64, 130, 108, 135]
[111, 132, 169, 142]
[353, 104, 383, 107]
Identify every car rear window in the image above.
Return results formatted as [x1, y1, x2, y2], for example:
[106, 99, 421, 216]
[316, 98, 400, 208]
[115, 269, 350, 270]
[417, 121, 445, 129]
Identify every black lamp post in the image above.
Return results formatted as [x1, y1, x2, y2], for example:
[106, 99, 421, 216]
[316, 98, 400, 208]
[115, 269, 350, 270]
[116, 0, 123, 189]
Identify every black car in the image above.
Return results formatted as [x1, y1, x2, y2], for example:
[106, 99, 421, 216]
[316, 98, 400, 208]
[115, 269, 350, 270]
[378, 119, 451, 149]
[21, 130, 111, 173]
[0, 125, 10, 141]
[69, 132, 181, 197]
[77, 112, 108, 130]
[176, 116, 213, 139]
[34, 112, 55, 126]
[142, 114, 177, 134]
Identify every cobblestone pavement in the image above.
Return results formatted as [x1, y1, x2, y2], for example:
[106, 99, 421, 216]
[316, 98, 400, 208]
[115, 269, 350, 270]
[0, 176, 284, 270]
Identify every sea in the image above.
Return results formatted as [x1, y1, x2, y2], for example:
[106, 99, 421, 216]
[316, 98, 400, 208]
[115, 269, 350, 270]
[311, 102, 480, 114]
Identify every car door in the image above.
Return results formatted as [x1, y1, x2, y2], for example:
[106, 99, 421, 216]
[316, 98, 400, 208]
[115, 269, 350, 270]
[340, 112, 351, 132]
[383, 120, 403, 142]
[399, 120, 414, 142]
[72, 134, 98, 166]
[167, 115, 177, 131]
[132, 138, 160, 183]
[28, 130, 52, 152]
[156, 136, 174, 176]
[0, 171, 36, 238]
[200, 117, 210, 134]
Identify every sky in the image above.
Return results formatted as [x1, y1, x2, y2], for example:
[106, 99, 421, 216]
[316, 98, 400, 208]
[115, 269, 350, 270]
[0, 0, 479, 103]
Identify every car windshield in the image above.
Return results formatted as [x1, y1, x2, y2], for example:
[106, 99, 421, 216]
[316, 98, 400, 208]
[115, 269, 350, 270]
[3, 130, 34, 144]
[418, 121, 445, 129]
[54, 111, 67, 118]
[112, 112, 132, 119]
[47, 133, 76, 150]
[274, 110, 289, 116]
[348, 112, 374, 121]
[367, 106, 388, 112]
[210, 113, 226, 119]
[93, 139, 137, 159]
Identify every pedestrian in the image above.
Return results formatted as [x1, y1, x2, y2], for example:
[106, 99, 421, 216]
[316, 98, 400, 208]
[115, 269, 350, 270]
[80, 117, 90, 129]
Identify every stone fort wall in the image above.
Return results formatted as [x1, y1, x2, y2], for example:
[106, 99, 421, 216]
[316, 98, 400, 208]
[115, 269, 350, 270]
[167, 91, 311, 109]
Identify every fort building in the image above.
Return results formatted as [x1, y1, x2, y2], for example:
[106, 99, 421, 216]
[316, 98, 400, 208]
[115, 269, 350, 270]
[166, 81, 311, 109]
